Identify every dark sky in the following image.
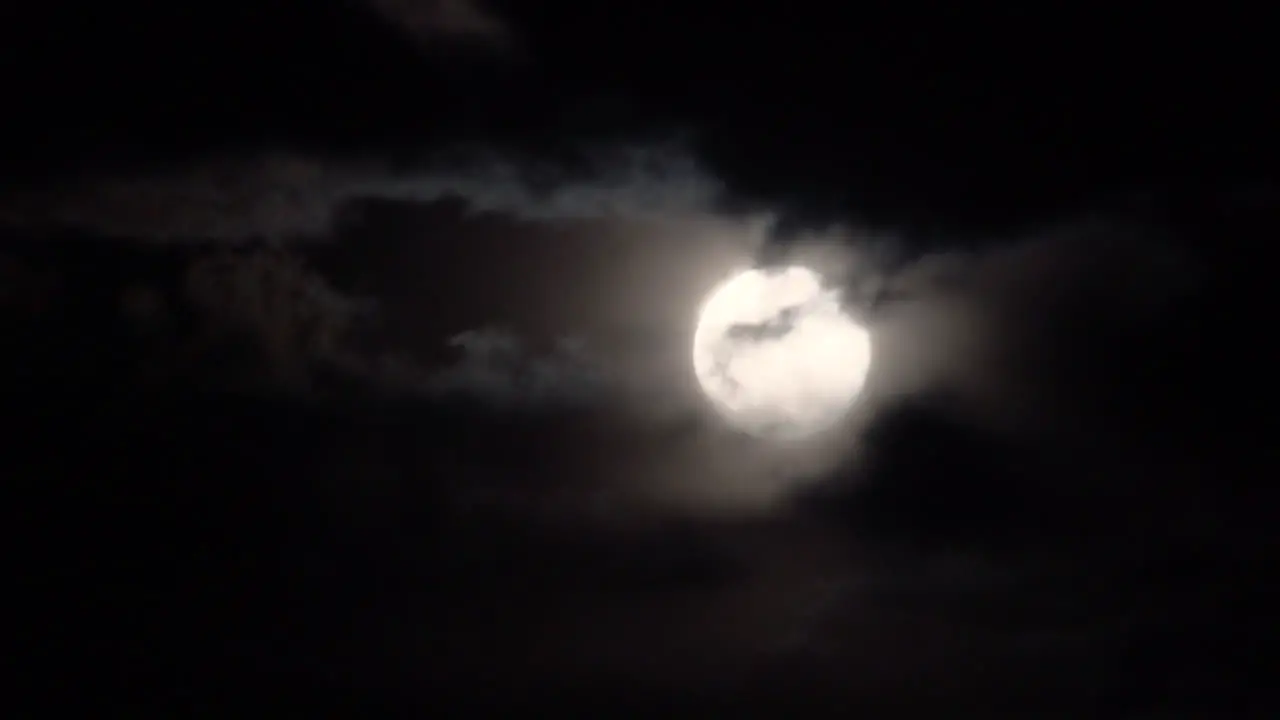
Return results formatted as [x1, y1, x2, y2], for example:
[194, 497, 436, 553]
[6, 1, 1277, 715]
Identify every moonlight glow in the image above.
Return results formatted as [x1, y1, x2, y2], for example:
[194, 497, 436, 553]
[692, 266, 872, 439]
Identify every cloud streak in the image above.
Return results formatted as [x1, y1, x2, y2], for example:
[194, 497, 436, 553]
[373, 140, 724, 220]
[0, 138, 725, 243]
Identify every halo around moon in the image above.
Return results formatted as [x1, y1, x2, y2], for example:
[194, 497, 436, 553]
[692, 266, 872, 439]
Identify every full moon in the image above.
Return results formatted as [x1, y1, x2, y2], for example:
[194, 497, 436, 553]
[692, 266, 872, 439]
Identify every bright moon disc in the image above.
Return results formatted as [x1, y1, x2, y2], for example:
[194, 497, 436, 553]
[692, 266, 872, 439]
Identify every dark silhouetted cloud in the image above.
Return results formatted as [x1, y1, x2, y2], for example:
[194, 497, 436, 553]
[183, 246, 378, 386]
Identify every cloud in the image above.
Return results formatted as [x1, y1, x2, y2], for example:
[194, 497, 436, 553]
[780, 215, 1272, 713]
[1, 156, 353, 242]
[336, 325, 619, 412]
[416, 326, 612, 410]
[762, 216, 1201, 421]
[0, 253, 61, 316]
[366, 0, 513, 48]
[945, 224, 1201, 438]
[0, 138, 726, 242]
[779, 215, 1238, 554]
[117, 284, 170, 331]
[376, 139, 725, 220]
[183, 246, 378, 385]
[791, 394, 1039, 550]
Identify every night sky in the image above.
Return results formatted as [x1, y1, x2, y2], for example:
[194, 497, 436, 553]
[6, 2, 1277, 715]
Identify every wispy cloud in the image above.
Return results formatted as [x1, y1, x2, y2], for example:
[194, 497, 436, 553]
[417, 326, 612, 410]
[366, 0, 514, 49]
[391, 140, 724, 220]
[0, 138, 725, 242]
